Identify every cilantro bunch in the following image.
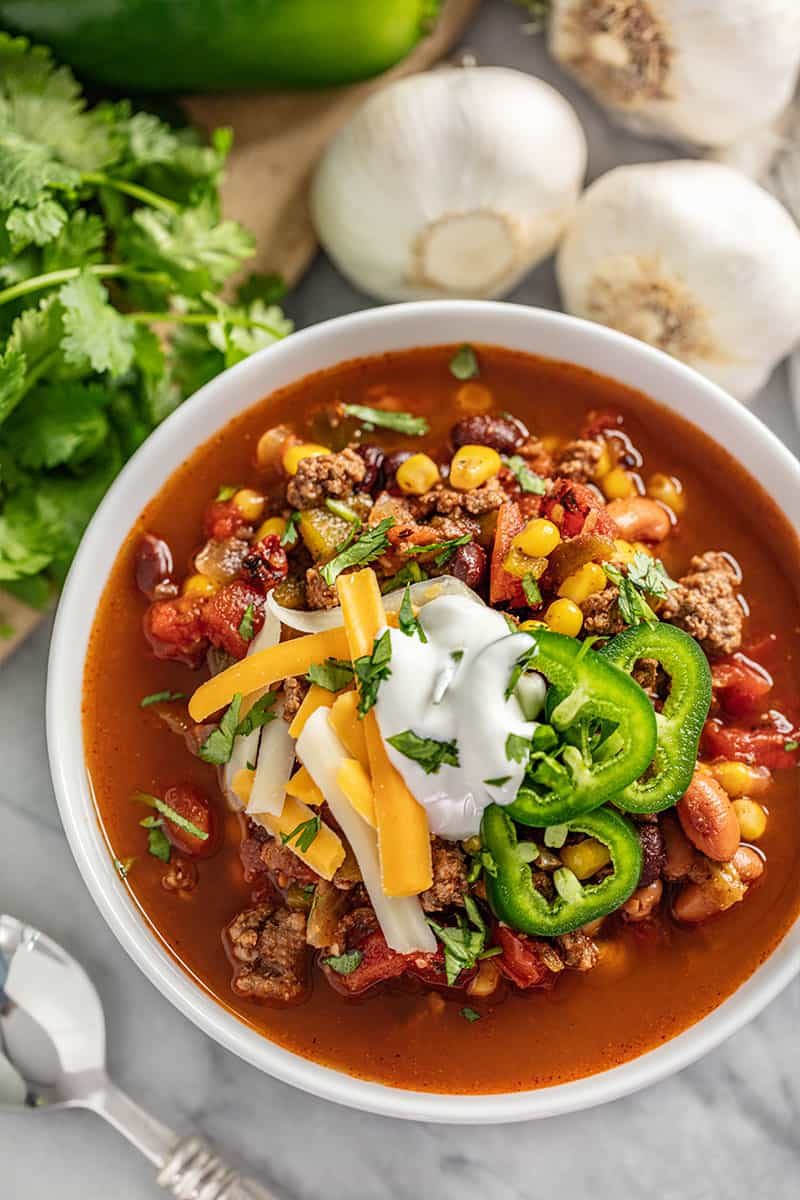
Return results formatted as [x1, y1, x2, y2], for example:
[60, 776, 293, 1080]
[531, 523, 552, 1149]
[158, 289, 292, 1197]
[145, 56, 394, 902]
[0, 34, 292, 607]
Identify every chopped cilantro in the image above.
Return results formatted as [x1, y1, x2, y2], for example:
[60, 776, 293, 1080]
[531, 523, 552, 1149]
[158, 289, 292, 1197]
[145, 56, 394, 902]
[245, 760, 256, 772]
[306, 657, 355, 692]
[785, 739, 799, 752]
[238, 602, 255, 643]
[460, 1007, 481, 1023]
[449, 344, 480, 380]
[147, 826, 171, 863]
[484, 775, 511, 787]
[380, 560, 427, 593]
[506, 455, 546, 495]
[386, 729, 459, 774]
[353, 629, 393, 717]
[398, 583, 427, 643]
[321, 949, 364, 975]
[198, 693, 243, 764]
[133, 791, 209, 841]
[404, 533, 471, 567]
[505, 732, 531, 764]
[319, 517, 395, 587]
[280, 510, 301, 547]
[281, 815, 321, 853]
[427, 896, 486, 985]
[522, 573, 542, 605]
[113, 856, 135, 879]
[342, 403, 429, 436]
[236, 690, 278, 737]
[603, 561, 658, 627]
[139, 689, 186, 708]
[627, 551, 678, 599]
[215, 484, 237, 501]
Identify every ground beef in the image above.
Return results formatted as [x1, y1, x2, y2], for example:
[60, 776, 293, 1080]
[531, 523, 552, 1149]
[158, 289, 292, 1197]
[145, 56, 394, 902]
[421, 840, 469, 912]
[410, 477, 506, 520]
[160, 856, 198, 893]
[555, 438, 603, 484]
[305, 565, 340, 610]
[632, 657, 660, 697]
[637, 821, 666, 886]
[329, 905, 380, 955]
[661, 551, 744, 657]
[259, 834, 319, 885]
[226, 902, 308, 1002]
[556, 930, 600, 972]
[530, 867, 557, 901]
[286, 447, 366, 509]
[282, 675, 308, 722]
[580, 584, 626, 636]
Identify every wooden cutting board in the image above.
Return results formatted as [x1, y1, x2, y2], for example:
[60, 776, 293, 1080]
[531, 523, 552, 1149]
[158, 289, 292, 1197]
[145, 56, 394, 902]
[0, 0, 479, 663]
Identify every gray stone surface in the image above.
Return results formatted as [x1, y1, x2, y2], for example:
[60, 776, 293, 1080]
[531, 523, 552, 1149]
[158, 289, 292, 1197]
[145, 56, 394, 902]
[1, 3, 798, 1196]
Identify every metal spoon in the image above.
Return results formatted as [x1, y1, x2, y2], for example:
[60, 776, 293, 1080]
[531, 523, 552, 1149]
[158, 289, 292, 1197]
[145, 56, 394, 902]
[0, 913, 276, 1199]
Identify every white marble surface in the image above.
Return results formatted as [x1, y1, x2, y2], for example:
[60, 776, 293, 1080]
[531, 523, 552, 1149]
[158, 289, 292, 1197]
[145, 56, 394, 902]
[2, 4, 800, 1196]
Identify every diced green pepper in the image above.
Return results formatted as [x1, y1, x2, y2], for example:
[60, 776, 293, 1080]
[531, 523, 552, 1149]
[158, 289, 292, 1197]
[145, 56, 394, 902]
[481, 804, 642, 937]
[298, 508, 352, 562]
[598, 622, 712, 813]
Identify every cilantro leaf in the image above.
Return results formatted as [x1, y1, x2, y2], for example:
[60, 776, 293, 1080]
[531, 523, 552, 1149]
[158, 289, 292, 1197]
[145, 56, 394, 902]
[380, 560, 427, 593]
[386, 729, 459, 774]
[353, 629, 392, 717]
[506, 455, 546, 495]
[342, 403, 430, 436]
[3, 382, 110, 469]
[198, 693, 243, 764]
[147, 826, 171, 863]
[306, 657, 355, 692]
[505, 733, 530, 764]
[238, 602, 255, 643]
[460, 1007, 481, 1023]
[449, 344, 479, 380]
[133, 791, 208, 841]
[236, 691, 278, 737]
[603, 562, 659, 627]
[0, 348, 26, 426]
[0, 130, 80, 206]
[427, 900, 486, 984]
[626, 551, 678, 599]
[281, 815, 321, 853]
[59, 272, 135, 377]
[140, 690, 185, 708]
[403, 533, 471, 567]
[319, 517, 395, 587]
[280, 510, 301, 547]
[398, 583, 427, 642]
[784, 739, 799, 752]
[321, 949, 364, 975]
[41, 210, 106, 271]
[6, 196, 67, 253]
[216, 484, 237, 501]
[119, 201, 255, 297]
[484, 775, 511, 787]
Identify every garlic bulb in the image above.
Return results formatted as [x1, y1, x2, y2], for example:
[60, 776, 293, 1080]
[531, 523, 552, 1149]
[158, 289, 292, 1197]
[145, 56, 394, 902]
[310, 67, 586, 301]
[556, 160, 800, 402]
[548, 1, 800, 149]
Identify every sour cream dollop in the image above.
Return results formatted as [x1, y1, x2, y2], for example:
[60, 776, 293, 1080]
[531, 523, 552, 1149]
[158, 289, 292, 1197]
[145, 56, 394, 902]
[374, 595, 546, 840]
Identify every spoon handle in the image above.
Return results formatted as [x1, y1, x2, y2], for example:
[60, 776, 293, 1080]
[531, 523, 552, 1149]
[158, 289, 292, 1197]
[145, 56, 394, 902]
[157, 1136, 277, 1200]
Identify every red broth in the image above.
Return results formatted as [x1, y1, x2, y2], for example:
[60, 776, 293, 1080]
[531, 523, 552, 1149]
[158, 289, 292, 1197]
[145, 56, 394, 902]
[83, 346, 800, 1092]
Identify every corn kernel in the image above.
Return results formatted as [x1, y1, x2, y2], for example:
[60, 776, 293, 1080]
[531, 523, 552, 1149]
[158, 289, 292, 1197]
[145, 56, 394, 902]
[283, 442, 330, 476]
[396, 453, 441, 495]
[601, 466, 637, 500]
[513, 517, 561, 558]
[560, 837, 612, 880]
[255, 515, 287, 541]
[647, 472, 686, 516]
[450, 444, 502, 490]
[595, 443, 612, 478]
[711, 760, 771, 798]
[732, 798, 768, 841]
[545, 598, 584, 637]
[455, 382, 493, 414]
[518, 619, 548, 632]
[182, 573, 218, 598]
[558, 562, 607, 604]
[613, 538, 636, 565]
[232, 488, 265, 522]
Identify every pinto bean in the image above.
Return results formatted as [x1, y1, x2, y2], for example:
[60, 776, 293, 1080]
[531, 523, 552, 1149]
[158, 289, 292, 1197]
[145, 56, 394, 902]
[671, 846, 760, 925]
[659, 811, 696, 880]
[620, 879, 663, 922]
[676, 769, 740, 861]
[605, 496, 672, 542]
[730, 845, 765, 885]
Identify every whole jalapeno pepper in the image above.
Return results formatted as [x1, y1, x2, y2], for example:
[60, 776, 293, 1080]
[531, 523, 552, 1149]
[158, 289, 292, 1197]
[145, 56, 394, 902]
[504, 629, 657, 827]
[481, 804, 643, 937]
[598, 622, 712, 813]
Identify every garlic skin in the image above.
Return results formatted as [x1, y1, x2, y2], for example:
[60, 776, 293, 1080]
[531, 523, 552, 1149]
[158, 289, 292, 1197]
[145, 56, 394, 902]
[549, 1, 800, 150]
[310, 68, 587, 301]
[556, 161, 800, 402]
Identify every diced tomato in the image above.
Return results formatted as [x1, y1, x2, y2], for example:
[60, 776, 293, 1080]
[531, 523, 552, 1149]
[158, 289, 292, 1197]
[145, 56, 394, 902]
[490, 500, 527, 607]
[581, 410, 623, 439]
[711, 655, 772, 718]
[143, 594, 208, 667]
[495, 925, 558, 990]
[702, 717, 800, 770]
[240, 534, 288, 592]
[202, 580, 265, 659]
[203, 499, 250, 541]
[162, 783, 219, 859]
[542, 479, 618, 540]
[323, 930, 445, 995]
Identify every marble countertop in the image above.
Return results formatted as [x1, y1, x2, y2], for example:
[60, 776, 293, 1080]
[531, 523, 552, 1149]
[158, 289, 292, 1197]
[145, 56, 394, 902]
[2, 4, 799, 1196]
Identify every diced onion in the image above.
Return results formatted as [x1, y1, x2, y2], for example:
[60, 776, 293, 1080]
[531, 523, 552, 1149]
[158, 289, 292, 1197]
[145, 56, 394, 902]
[246, 704, 295, 817]
[267, 573, 484, 634]
[296, 708, 436, 955]
[223, 605, 282, 810]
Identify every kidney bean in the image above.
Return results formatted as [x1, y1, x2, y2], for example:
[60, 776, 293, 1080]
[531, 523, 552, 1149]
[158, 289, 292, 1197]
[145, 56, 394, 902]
[448, 542, 487, 590]
[353, 444, 385, 494]
[659, 811, 696, 880]
[135, 533, 174, 600]
[381, 450, 412, 492]
[730, 845, 764, 885]
[677, 768, 740, 861]
[637, 821, 666, 887]
[621, 879, 663, 923]
[451, 414, 528, 454]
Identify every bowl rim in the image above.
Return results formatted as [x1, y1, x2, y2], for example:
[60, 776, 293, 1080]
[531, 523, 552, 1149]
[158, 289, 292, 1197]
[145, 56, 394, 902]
[47, 300, 800, 1124]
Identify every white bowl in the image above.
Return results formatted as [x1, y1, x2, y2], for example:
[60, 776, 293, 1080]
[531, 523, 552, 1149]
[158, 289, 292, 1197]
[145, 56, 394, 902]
[47, 301, 800, 1123]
